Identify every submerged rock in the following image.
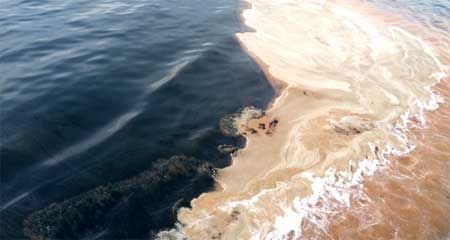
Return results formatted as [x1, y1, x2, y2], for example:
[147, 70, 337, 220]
[330, 116, 375, 135]
[23, 156, 214, 240]
[219, 114, 240, 136]
[217, 144, 239, 155]
[219, 106, 264, 136]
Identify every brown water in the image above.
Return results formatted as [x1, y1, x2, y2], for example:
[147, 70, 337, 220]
[300, 77, 450, 240]
[158, 0, 450, 239]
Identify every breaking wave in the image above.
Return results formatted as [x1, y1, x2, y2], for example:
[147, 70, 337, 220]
[159, 0, 450, 239]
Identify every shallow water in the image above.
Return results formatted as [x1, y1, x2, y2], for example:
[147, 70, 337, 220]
[0, 0, 274, 238]
[295, 78, 450, 240]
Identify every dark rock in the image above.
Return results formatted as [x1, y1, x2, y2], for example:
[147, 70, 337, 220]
[230, 209, 240, 221]
[248, 128, 258, 134]
[266, 119, 279, 135]
[269, 119, 279, 129]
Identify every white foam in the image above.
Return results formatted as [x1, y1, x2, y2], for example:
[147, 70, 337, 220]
[263, 74, 446, 239]
[157, 70, 448, 240]
[150, 57, 194, 91]
[1, 191, 32, 211]
[41, 109, 140, 166]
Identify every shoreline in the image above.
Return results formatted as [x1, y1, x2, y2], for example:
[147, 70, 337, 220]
[235, 0, 287, 104]
[169, 0, 450, 239]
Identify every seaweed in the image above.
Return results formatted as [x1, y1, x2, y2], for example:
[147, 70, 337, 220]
[23, 156, 214, 240]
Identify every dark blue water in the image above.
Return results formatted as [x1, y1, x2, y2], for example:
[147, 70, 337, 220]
[0, 0, 274, 238]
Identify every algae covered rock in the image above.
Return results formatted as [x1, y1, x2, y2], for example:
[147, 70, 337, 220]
[23, 156, 214, 240]
[219, 106, 264, 136]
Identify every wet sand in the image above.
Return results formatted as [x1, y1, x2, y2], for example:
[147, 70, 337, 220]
[160, 0, 450, 239]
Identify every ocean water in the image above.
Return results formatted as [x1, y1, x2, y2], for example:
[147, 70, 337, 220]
[0, 0, 274, 239]
[1, 0, 449, 240]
